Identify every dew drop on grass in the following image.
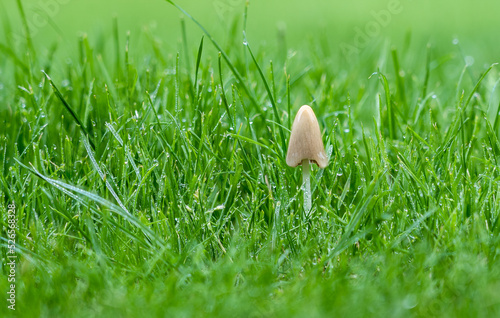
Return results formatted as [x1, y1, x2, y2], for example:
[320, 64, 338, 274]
[403, 294, 418, 309]
[465, 56, 475, 66]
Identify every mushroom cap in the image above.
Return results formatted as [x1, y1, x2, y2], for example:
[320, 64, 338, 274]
[286, 105, 328, 168]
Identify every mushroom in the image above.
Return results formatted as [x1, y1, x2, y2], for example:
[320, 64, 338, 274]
[286, 105, 328, 212]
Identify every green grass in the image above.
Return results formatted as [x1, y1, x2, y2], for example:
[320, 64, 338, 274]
[1, 1, 500, 317]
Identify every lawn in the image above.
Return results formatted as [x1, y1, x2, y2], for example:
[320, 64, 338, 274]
[1, 0, 500, 317]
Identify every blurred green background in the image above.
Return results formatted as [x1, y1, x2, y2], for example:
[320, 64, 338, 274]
[2, 0, 499, 57]
[2, 0, 500, 132]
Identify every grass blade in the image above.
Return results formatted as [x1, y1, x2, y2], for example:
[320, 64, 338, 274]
[163, 0, 260, 111]
[244, 37, 286, 152]
[43, 71, 96, 150]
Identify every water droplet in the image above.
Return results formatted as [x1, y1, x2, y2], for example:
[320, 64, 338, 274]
[465, 56, 474, 66]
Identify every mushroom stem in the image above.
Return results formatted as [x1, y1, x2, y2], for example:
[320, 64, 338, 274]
[302, 159, 311, 213]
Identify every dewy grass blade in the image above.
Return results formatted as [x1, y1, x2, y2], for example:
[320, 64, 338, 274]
[15, 159, 163, 249]
[391, 209, 437, 248]
[326, 170, 386, 261]
[391, 48, 406, 108]
[163, 0, 260, 111]
[43, 71, 96, 150]
[463, 63, 497, 110]
[194, 36, 204, 96]
[180, 17, 192, 75]
[218, 52, 234, 127]
[421, 44, 431, 100]
[377, 72, 395, 140]
[81, 132, 129, 214]
[105, 122, 142, 183]
[229, 133, 278, 156]
[244, 36, 286, 152]
[494, 100, 500, 132]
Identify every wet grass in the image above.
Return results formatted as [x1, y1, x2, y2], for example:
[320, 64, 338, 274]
[1, 1, 500, 317]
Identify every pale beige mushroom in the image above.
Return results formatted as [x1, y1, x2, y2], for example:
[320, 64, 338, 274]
[286, 105, 328, 212]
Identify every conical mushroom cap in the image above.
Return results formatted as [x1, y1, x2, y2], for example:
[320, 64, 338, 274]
[286, 105, 328, 168]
